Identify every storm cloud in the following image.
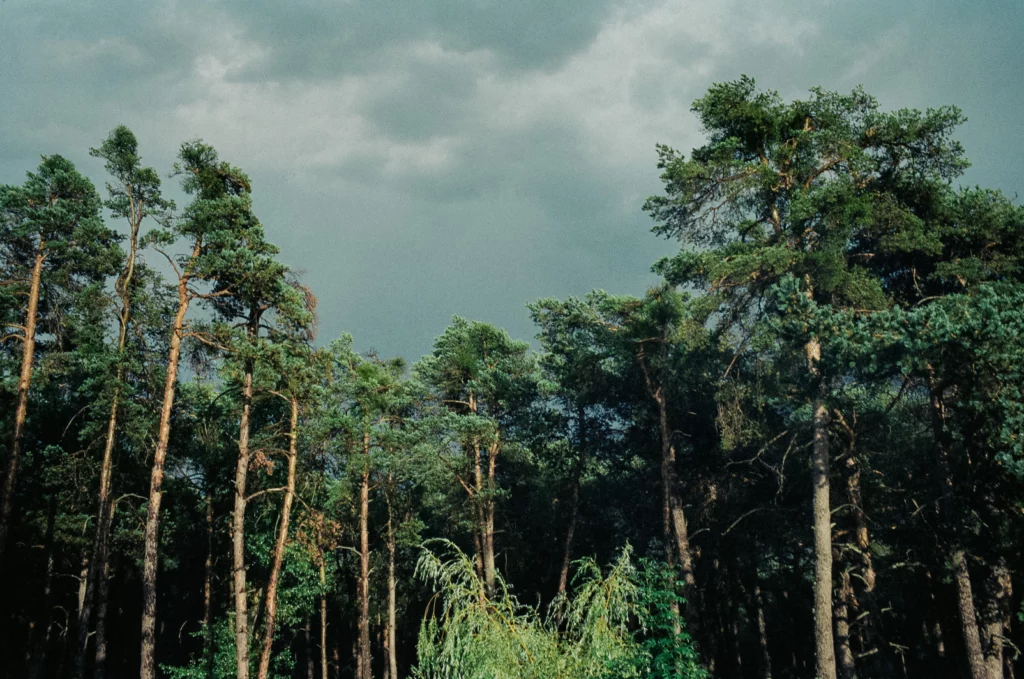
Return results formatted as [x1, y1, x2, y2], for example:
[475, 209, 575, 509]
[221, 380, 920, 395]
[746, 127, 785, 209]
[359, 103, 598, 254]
[2, 0, 1021, 359]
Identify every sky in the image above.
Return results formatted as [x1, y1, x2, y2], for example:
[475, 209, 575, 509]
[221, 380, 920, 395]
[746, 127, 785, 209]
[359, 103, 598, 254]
[2, 0, 1022, 361]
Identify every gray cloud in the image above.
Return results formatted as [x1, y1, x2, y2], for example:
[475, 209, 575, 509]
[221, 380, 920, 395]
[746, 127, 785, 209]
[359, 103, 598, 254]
[2, 0, 1022, 361]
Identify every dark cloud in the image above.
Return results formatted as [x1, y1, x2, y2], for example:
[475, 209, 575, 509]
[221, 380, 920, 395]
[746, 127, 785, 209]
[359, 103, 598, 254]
[1, 0, 1022, 361]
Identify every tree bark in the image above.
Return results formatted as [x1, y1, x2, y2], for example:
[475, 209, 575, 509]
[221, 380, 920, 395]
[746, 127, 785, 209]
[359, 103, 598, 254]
[257, 398, 300, 679]
[75, 199, 142, 679]
[952, 550, 987, 679]
[205, 493, 215, 679]
[140, 253, 195, 679]
[0, 240, 45, 559]
[753, 581, 773, 679]
[320, 562, 329, 679]
[808, 335, 837, 679]
[927, 370, 987, 679]
[483, 438, 499, 595]
[836, 567, 858, 679]
[306, 617, 315, 679]
[639, 358, 696, 589]
[981, 559, 1010, 679]
[557, 405, 586, 597]
[386, 487, 399, 679]
[357, 430, 371, 679]
[233, 356, 255, 679]
[25, 498, 56, 679]
[812, 394, 837, 679]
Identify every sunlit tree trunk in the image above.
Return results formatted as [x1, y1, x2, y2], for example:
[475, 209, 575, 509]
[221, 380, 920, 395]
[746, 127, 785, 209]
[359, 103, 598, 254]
[140, 251, 196, 679]
[807, 336, 837, 679]
[233, 311, 260, 679]
[75, 206, 142, 679]
[0, 240, 45, 559]
[257, 398, 300, 679]
[357, 430, 371, 679]
[835, 566, 858, 679]
[386, 485, 399, 679]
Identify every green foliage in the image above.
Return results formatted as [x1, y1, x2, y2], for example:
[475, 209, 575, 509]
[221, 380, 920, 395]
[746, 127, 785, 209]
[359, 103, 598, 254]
[413, 540, 704, 679]
[162, 618, 293, 679]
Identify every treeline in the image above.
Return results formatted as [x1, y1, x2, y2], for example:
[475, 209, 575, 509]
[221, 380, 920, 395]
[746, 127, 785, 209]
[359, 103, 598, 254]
[1, 77, 1023, 679]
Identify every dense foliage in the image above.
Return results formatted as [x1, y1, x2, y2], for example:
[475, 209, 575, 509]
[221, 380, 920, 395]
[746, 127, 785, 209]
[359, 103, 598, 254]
[1, 79, 1022, 679]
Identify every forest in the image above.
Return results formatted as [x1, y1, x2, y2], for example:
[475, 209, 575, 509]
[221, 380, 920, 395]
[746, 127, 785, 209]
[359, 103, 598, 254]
[1, 77, 1023, 679]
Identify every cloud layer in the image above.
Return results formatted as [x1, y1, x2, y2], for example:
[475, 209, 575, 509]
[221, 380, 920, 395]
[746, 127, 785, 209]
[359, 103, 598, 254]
[2, 0, 1022, 359]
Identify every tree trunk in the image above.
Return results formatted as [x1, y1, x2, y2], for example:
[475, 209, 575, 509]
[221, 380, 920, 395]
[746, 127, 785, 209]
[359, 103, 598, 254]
[952, 550, 987, 679]
[358, 430, 371, 679]
[837, 415, 892, 675]
[981, 559, 1010, 679]
[655, 384, 694, 581]
[0, 240, 45, 559]
[140, 260, 195, 679]
[836, 567, 858, 679]
[257, 398, 300, 679]
[306, 617, 315, 679]
[753, 581, 773, 679]
[927, 370, 987, 679]
[205, 493, 215, 679]
[320, 561, 329, 679]
[558, 405, 586, 597]
[93, 499, 116, 679]
[25, 498, 56, 679]
[234, 307, 260, 679]
[483, 439, 499, 595]
[386, 488, 399, 679]
[1003, 571, 1014, 679]
[810, 380, 837, 679]
[75, 208, 141, 679]
[73, 400, 118, 679]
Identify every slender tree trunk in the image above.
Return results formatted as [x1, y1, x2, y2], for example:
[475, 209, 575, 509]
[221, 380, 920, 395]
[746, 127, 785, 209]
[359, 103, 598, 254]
[640, 361, 696, 588]
[257, 398, 300, 679]
[73, 402, 118, 679]
[140, 259, 195, 679]
[836, 567, 858, 679]
[0, 241, 45, 559]
[837, 414, 892, 675]
[1003, 573, 1014, 679]
[75, 213, 141, 679]
[25, 498, 56, 679]
[811, 393, 836, 679]
[924, 570, 947, 663]
[483, 439, 499, 595]
[807, 334, 837, 679]
[386, 488, 398, 679]
[357, 431, 371, 679]
[320, 562, 329, 679]
[656, 387, 691, 578]
[558, 405, 586, 596]
[94, 499, 116, 679]
[753, 581, 773, 679]
[233, 357, 255, 679]
[981, 559, 1010, 679]
[205, 494, 215, 679]
[306, 617, 315, 679]
[927, 370, 987, 679]
[952, 550, 987, 679]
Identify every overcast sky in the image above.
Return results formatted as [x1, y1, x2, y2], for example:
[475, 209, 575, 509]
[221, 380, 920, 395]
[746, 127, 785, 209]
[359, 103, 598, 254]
[2, 0, 1022, 361]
